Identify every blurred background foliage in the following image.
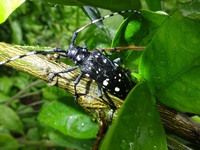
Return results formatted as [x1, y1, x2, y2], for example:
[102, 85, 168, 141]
[0, 0, 199, 149]
[0, 1, 89, 47]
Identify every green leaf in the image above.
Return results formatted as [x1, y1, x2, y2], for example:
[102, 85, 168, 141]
[42, 0, 142, 11]
[0, 93, 10, 103]
[26, 127, 40, 141]
[144, 0, 161, 11]
[42, 86, 71, 101]
[0, 133, 19, 150]
[140, 10, 168, 35]
[100, 82, 167, 150]
[112, 10, 168, 47]
[110, 13, 143, 72]
[140, 10, 200, 113]
[0, 105, 24, 134]
[191, 115, 200, 124]
[0, 0, 25, 24]
[38, 98, 98, 139]
[112, 14, 142, 47]
[49, 130, 94, 149]
[10, 20, 22, 44]
[0, 76, 14, 94]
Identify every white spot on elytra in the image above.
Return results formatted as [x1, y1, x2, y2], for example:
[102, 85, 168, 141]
[77, 55, 81, 61]
[118, 79, 121, 82]
[115, 87, 120, 92]
[114, 63, 118, 66]
[119, 73, 122, 77]
[103, 79, 109, 86]
[96, 70, 99, 74]
[95, 55, 99, 58]
[103, 59, 107, 63]
[85, 74, 90, 77]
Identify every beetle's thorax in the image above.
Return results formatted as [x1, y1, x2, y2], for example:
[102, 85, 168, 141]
[66, 45, 90, 65]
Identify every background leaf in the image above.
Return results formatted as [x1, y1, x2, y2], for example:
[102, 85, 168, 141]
[42, 0, 142, 11]
[0, 133, 19, 150]
[144, 0, 161, 11]
[48, 130, 94, 150]
[140, 11, 200, 113]
[178, 0, 200, 20]
[0, 105, 24, 134]
[0, 0, 25, 24]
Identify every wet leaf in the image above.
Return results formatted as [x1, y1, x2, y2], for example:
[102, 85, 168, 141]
[38, 98, 98, 139]
[140, 11, 200, 113]
[100, 82, 167, 150]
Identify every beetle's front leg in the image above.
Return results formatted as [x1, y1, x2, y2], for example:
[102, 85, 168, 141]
[48, 66, 79, 81]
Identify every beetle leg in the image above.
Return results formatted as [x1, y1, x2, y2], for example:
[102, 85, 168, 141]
[74, 73, 84, 102]
[113, 57, 122, 64]
[97, 84, 103, 98]
[48, 66, 78, 81]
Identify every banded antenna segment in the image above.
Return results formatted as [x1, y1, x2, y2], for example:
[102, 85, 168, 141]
[70, 9, 141, 46]
[0, 48, 65, 65]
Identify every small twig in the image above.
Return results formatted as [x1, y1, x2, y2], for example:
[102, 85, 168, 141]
[17, 100, 45, 115]
[96, 45, 145, 52]
[18, 90, 42, 99]
[17, 138, 57, 148]
[5, 80, 43, 106]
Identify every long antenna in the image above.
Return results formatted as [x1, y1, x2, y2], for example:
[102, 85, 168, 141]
[70, 10, 140, 46]
[0, 48, 65, 65]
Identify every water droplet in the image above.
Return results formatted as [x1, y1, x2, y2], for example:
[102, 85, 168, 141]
[147, 112, 152, 117]
[129, 142, 134, 150]
[67, 115, 78, 129]
[120, 140, 135, 150]
[153, 76, 162, 84]
[160, 61, 167, 67]
[120, 140, 127, 149]
[191, 34, 200, 45]
[148, 128, 154, 137]
[180, 20, 191, 33]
